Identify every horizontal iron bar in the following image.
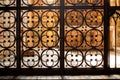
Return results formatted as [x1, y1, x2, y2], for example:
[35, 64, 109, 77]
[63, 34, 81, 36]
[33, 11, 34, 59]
[110, 6, 120, 10]
[0, 7, 17, 10]
[0, 68, 120, 75]
[0, 6, 105, 10]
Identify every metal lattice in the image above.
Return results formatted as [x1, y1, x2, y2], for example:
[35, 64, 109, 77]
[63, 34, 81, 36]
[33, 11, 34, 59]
[0, 0, 120, 75]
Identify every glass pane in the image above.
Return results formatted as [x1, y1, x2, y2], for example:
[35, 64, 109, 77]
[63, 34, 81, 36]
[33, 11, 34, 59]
[110, 10, 120, 68]
[0, 10, 16, 68]
[21, 9, 60, 68]
[64, 9, 104, 68]
[21, 0, 60, 6]
[110, 0, 120, 6]
[65, 0, 104, 6]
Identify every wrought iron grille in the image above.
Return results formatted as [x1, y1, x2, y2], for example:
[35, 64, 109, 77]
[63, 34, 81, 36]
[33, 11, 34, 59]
[0, 0, 120, 75]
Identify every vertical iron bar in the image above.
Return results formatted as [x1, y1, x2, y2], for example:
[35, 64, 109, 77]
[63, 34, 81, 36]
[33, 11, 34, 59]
[104, 0, 110, 69]
[60, 0, 64, 74]
[16, 0, 21, 69]
[115, 20, 117, 68]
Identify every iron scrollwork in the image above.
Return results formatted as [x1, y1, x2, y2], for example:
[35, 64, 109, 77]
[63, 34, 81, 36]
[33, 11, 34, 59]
[0, 30, 16, 48]
[65, 0, 103, 6]
[21, 0, 59, 6]
[65, 10, 84, 28]
[41, 49, 60, 68]
[41, 0, 59, 6]
[21, 10, 40, 29]
[85, 49, 103, 67]
[85, 10, 103, 28]
[85, 29, 103, 47]
[40, 10, 60, 68]
[0, 49, 16, 68]
[0, 11, 16, 29]
[21, 9, 60, 68]
[22, 49, 40, 67]
[41, 10, 59, 28]
[0, 10, 16, 68]
[22, 0, 39, 6]
[0, 0, 15, 6]
[65, 9, 104, 68]
[41, 30, 59, 48]
[65, 29, 84, 48]
[0, 0, 104, 70]
[65, 49, 83, 68]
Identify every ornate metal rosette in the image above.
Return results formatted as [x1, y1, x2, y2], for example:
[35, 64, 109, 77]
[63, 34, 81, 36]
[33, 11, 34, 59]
[85, 10, 103, 28]
[65, 0, 103, 6]
[41, 49, 59, 68]
[65, 29, 83, 48]
[65, 49, 83, 68]
[0, 0, 15, 6]
[0, 49, 16, 67]
[21, 0, 39, 6]
[85, 49, 103, 67]
[41, 10, 59, 28]
[0, 30, 15, 48]
[22, 30, 40, 48]
[65, 10, 84, 28]
[66, 0, 83, 5]
[22, 49, 40, 67]
[85, 29, 103, 47]
[21, 10, 40, 29]
[41, 30, 59, 48]
[86, 0, 102, 5]
[41, 0, 59, 6]
[0, 11, 16, 29]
